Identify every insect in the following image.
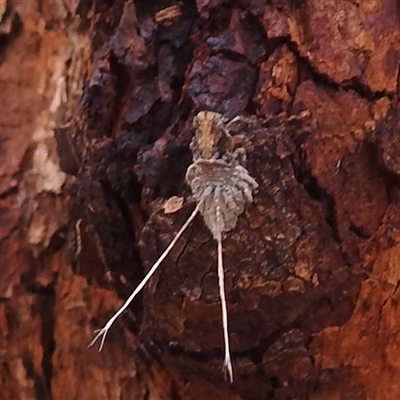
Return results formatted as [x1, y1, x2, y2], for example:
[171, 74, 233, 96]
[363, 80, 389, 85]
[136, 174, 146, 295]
[89, 110, 258, 383]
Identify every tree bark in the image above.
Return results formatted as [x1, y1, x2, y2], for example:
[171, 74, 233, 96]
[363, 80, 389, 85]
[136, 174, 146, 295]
[2, 1, 400, 399]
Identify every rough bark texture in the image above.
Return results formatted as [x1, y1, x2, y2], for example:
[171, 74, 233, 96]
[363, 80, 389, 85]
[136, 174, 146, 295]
[2, 0, 400, 399]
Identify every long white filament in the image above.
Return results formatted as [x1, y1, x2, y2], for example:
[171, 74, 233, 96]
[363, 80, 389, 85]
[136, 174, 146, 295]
[217, 234, 233, 383]
[88, 202, 202, 351]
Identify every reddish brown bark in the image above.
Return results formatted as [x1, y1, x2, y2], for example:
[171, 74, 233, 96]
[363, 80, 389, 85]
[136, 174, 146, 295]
[2, 1, 400, 399]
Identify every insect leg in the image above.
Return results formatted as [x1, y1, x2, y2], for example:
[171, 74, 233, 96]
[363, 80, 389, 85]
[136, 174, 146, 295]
[88, 202, 202, 350]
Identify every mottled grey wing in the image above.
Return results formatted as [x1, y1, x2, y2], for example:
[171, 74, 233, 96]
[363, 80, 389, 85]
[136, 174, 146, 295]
[186, 160, 258, 239]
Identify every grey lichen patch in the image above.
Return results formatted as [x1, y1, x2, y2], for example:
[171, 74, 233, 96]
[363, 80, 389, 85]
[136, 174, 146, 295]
[31, 141, 66, 194]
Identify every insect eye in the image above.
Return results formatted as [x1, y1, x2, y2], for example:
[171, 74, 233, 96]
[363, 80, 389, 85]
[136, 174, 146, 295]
[193, 117, 200, 129]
